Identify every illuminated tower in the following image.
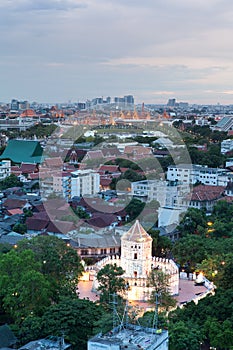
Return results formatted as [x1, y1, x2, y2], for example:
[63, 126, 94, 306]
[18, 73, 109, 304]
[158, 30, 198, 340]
[121, 220, 152, 279]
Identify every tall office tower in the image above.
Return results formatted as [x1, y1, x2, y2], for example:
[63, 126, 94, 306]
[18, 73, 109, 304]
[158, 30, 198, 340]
[167, 98, 176, 107]
[11, 99, 19, 111]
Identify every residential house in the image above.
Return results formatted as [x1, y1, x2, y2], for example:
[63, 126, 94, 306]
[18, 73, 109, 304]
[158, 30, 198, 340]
[124, 145, 153, 160]
[182, 185, 225, 212]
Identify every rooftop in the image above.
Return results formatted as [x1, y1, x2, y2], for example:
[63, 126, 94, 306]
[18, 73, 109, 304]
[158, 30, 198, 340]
[0, 140, 43, 164]
[121, 220, 152, 243]
[89, 324, 168, 350]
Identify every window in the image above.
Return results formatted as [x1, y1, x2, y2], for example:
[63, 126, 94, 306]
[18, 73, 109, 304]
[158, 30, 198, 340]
[134, 253, 138, 260]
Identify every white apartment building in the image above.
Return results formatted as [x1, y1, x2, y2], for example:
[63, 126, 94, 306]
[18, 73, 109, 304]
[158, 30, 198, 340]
[167, 164, 231, 186]
[131, 180, 167, 205]
[65, 169, 100, 200]
[221, 139, 233, 154]
[131, 179, 189, 208]
[0, 160, 11, 180]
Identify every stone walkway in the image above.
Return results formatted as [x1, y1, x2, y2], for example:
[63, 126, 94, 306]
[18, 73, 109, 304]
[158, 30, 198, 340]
[77, 278, 210, 306]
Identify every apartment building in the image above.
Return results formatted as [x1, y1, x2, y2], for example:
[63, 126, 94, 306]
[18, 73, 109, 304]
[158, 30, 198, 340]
[167, 164, 230, 186]
[0, 160, 11, 180]
[64, 169, 100, 201]
[221, 139, 233, 154]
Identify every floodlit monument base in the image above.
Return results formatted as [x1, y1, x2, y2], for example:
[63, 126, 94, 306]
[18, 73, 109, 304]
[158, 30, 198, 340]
[92, 220, 179, 301]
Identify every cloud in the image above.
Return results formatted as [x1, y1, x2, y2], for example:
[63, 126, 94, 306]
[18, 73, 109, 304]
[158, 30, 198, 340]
[0, 0, 87, 12]
[1, 0, 233, 103]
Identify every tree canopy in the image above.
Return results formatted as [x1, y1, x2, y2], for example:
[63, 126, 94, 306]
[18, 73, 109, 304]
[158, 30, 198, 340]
[97, 263, 126, 303]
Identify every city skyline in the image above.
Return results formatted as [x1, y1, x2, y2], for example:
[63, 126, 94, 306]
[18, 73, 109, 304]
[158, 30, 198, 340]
[1, 0, 233, 104]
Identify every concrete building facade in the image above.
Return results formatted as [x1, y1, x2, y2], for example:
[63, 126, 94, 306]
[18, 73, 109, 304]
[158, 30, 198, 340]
[167, 164, 230, 186]
[0, 160, 11, 180]
[69, 169, 100, 200]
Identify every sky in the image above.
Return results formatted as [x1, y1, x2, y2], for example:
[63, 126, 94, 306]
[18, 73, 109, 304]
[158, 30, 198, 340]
[1, 0, 233, 104]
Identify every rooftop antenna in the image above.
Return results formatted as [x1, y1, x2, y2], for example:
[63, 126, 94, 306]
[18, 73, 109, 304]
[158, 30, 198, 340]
[152, 292, 161, 334]
[109, 293, 122, 331]
[120, 282, 130, 330]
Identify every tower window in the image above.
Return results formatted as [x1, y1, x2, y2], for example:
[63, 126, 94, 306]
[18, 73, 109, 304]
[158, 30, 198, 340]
[134, 253, 137, 260]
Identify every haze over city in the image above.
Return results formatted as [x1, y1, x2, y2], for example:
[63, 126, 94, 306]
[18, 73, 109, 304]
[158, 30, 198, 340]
[1, 0, 233, 104]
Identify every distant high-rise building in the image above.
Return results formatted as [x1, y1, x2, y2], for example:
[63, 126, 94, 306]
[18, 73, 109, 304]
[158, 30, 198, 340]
[11, 99, 19, 111]
[77, 102, 86, 110]
[124, 95, 134, 104]
[19, 100, 30, 110]
[167, 98, 176, 107]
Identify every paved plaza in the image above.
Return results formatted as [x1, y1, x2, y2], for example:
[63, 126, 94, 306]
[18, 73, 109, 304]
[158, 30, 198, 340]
[78, 278, 210, 306]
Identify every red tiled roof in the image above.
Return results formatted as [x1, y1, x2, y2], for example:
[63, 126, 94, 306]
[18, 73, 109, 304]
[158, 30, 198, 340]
[86, 213, 118, 228]
[100, 178, 112, 186]
[26, 217, 49, 231]
[101, 148, 121, 157]
[20, 109, 36, 117]
[85, 150, 104, 159]
[191, 185, 225, 201]
[44, 157, 63, 168]
[99, 165, 119, 173]
[28, 173, 39, 180]
[20, 163, 38, 174]
[124, 145, 152, 155]
[11, 166, 20, 172]
[46, 220, 75, 234]
[7, 208, 23, 215]
[218, 196, 233, 203]
[4, 198, 27, 209]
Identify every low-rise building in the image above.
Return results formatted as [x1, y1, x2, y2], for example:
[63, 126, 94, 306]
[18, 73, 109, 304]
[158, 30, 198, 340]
[167, 164, 230, 186]
[64, 169, 100, 201]
[182, 184, 225, 212]
[221, 138, 233, 154]
[88, 325, 168, 350]
[0, 160, 11, 180]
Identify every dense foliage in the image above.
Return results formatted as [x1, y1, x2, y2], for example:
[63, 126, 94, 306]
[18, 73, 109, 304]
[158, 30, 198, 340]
[169, 202, 233, 349]
[97, 263, 126, 303]
[0, 174, 23, 190]
[0, 236, 103, 350]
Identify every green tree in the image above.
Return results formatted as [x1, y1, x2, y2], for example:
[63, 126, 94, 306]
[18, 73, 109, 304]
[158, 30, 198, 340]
[125, 198, 145, 221]
[169, 321, 203, 350]
[13, 223, 27, 234]
[0, 249, 51, 322]
[177, 208, 207, 237]
[138, 310, 168, 329]
[172, 234, 207, 271]
[0, 174, 22, 190]
[168, 288, 233, 350]
[40, 297, 102, 350]
[97, 263, 126, 303]
[147, 269, 176, 311]
[17, 236, 83, 299]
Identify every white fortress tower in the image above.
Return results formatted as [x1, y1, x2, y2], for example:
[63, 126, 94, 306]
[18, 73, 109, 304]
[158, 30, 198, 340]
[121, 220, 152, 279]
[93, 220, 179, 301]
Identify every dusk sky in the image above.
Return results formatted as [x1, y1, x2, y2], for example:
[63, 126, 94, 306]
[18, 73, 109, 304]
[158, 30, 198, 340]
[1, 0, 233, 104]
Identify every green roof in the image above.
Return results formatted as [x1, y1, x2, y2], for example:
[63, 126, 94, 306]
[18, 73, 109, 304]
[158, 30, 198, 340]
[0, 140, 43, 164]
